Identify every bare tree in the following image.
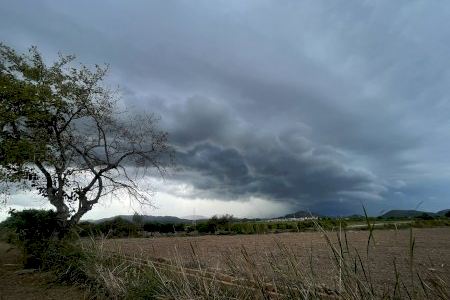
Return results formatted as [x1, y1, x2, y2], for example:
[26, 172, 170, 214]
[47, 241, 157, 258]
[0, 44, 172, 236]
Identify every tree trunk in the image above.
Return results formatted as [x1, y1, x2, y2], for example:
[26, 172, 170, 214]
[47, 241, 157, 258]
[52, 196, 71, 239]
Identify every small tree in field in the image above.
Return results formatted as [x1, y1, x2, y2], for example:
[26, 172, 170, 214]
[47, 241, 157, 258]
[0, 44, 172, 237]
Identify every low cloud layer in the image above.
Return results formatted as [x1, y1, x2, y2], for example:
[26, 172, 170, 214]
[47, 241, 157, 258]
[163, 97, 387, 213]
[2, 1, 450, 216]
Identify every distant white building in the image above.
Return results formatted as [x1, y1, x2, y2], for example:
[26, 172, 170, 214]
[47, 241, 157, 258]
[268, 216, 318, 222]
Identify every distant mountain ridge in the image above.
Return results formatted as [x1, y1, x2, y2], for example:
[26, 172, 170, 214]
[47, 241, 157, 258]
[380, 210, 437, 218]
[182, 215, 208, 221]
[437, 209, 450, 216]
[282, 209, 450, 219]
[279, 210, 321, 219]
[85, 208, 450, 224]
[89, 215, 193, 224]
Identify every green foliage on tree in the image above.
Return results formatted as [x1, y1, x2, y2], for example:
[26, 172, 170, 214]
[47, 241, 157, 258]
[0, 44, 172, 237]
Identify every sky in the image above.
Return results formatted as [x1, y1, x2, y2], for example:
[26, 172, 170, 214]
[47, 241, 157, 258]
[1, 0, 450, 220]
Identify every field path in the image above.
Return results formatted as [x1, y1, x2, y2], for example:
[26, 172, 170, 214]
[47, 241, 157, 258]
[0, 242, 86, 300]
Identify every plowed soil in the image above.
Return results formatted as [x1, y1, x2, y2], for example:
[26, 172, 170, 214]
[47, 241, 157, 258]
[103, 227, 450, 291]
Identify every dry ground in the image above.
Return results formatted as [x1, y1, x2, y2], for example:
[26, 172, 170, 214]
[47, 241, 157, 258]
[102, 227, 450, 291]
[0, 242, 87, 300]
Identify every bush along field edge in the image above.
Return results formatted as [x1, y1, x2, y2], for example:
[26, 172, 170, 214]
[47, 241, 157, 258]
[0, 209, 449, 299]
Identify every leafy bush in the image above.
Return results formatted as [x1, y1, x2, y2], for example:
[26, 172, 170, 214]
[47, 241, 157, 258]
[41, 240, 89, 284]
[76, 221, 99, 237]
[1, 209, 60, 268]
[96, 217, 139, 238]
[416, 213, 434, 220]
[296, 220, 315, 230]
[318, 218, 347, 230]
[197, 214, 234, 234]
[143, 222, 161, 232]
[143, 222, 184, 233]
[196, 221, 216, 233]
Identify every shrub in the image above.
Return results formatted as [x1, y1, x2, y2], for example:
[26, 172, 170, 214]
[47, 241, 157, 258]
[297, 220, 315, 230]
[254, 223, 268, 234]
[76, 221, 99, 237]
[159, 223, 175, 233]
[197, 221, 215, 233]
[174, 223, 185, 232]
[1, 209, 61, 268]
[96, 217, 139, 238]
[41, 239, 89, 283]
[143, 222, 160, 232]
[417, 213, 434, 220]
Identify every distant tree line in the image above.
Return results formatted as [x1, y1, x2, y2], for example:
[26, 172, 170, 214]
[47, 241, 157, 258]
[2, 210, 450, 243]
[74, 214, 348, 237]
[73, 212, 450, 237]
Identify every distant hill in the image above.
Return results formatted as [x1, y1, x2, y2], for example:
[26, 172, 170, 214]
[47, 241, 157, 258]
[280, 210, 320, 219]
[89, 215, 192, 224]
[84, 208, 450, 224]
[182, 215, 208, 221]
[380, 210, 437, 218]
[437, 209, 450, 216]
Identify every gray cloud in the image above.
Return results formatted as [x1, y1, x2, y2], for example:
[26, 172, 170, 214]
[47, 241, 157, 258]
[2, 1, 450, 215]
[160, 97, 387, 214]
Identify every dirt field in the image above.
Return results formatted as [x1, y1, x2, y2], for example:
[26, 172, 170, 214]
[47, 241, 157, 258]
[0, 242, 87, 300]
[102, 227, 450, 291]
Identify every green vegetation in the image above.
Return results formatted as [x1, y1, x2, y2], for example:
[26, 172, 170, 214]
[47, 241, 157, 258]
[77, 215, 349, 237]
[0, 44, 171, 238]
[76, 213, 450, 238]
[1, 209, 60, 268]
[1, 208, 449, 299]
[4, 210, 448, 245]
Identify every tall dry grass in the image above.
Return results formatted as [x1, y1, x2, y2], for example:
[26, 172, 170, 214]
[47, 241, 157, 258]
[71, 221, 449, 300]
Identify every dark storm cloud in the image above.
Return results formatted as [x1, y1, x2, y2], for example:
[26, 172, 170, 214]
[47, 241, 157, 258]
[165, 97, 386, 208]
[2, 1, 450, 214]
